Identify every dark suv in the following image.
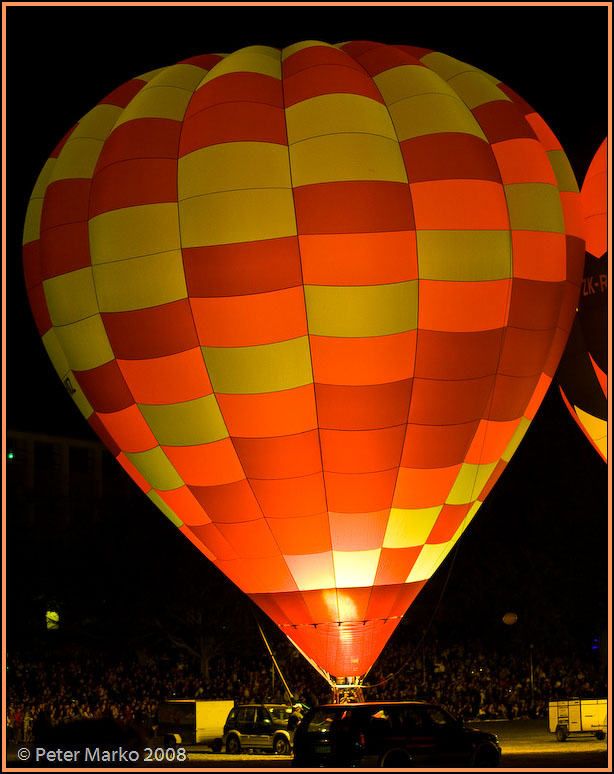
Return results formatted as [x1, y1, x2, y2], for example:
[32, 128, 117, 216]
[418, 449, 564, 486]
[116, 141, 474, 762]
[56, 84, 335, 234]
[223, 703, 293, 755]
[292, 701, 501, 767]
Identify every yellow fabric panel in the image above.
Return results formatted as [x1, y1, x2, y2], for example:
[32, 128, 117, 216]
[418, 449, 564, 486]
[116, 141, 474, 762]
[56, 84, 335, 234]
[284, 551, 335, 591]
[290, 133, 408, 187]
[134, 67, 167, 83]
[420, 51, 495, 83]
[147, 491, 184, 527]
[139, 395, 229, 447]
[285, 93, 397, 145]
[48, 137, 104, 183]
[178, 142, 292, 200]
[504, 183, 565, 233]
[41, 328, 70, 379]
[374, 64, 457, 104]
[501, 416, 530, 462]
[23, 198, 44, 246]
[446, 461, 498, 505]
[124, 446, 184, 491]
[201, 45, 281, 83]
[178, 189, 297, 247]
[142, 63, 212, 91]
[417, 230, 512, 281]
[447, 71, 511, 109]
[304, 281, 418, 337]
[89, 203, 181, 263]
[406, 541, 452, 583]
[53, 315, 114, 372]
[202, 336, 313, 394]
[575, 406, 608, 460]
[71, 104, 124, 142]
[113, 85, 193, 128]
[546, 150, 581, 193]
[282, 40, 333, 59]
[93, 250, 187, 312]
[388, 93, 487, 142]
[23, 157, 58, 243]
[43, 268, 98, 326]
[333, 549, 381, 588]
[383, 506, 442, 549]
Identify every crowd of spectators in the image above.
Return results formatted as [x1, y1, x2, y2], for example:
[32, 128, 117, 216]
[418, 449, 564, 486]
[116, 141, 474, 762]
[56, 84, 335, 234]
[6, 635, 606, 743]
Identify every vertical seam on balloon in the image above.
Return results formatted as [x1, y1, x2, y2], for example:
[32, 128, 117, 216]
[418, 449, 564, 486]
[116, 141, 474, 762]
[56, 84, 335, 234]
[280, 44, 334, 610]
[363, 43, 420, 630]
[176, 56, 274, 545]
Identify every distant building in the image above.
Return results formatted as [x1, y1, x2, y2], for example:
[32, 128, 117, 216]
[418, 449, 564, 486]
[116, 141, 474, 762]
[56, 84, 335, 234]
[6, 429, 142, 528]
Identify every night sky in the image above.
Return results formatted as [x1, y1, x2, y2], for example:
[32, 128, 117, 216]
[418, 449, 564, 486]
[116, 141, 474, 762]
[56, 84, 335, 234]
[5, 3, 610, 665]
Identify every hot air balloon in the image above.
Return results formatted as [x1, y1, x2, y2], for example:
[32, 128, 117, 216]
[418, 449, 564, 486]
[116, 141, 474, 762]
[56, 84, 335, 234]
[22, 41, 585, 696]
[557, 138, 608, 462]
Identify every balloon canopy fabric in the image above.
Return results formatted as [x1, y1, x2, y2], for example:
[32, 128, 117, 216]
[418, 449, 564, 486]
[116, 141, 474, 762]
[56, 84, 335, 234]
[22, 41, 585, 681]
[557, 138, 608, 462]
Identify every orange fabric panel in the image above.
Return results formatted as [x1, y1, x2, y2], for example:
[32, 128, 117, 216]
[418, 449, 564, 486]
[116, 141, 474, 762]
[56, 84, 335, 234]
[217, 385, 317, 437]
[189, 522, 238, 561]
[162, 438, 245, 486]
[97, 405, 157, 453]
[324, 468, 398, 513]
[97, 118, 181, 167]
[283, 63, 385, 107]
[40, 220, 91, 278]
[401, 422, 478, 469]
[491, 139, 556, 185]
[410, 180, 509, 230]
[374, 547, 422, 585]
[320, 426, 406, 473]
[559, 191, 584, 239]
[157, 486, 211, 526]
[315, 381, 413, 431]
[282, 43, 366, 78]
[179, 102, 287, 154]
[310, 331, 417, 386]
[524, 373, 552, 420]
[507, 279, 563, 331]
[267, 512, 331, 555]
[216, 519, 282, 559]
[418, 279, 512, 332]
[179, 524, 216, 562]
[511, 231, 567, 281]
[294, 181, 415, 235]
[40, 179, 91, 230]
[233, 431, 322, 479]
[189, 479, 263, 523]
[498, 327, 555, 378]
[464, 418, 521, 465]
[217, 555, 298, 594]
[299, 231, 418, 286]
[185, 72, 283, 118]
[191, 287, 308, 346]
[329, 510, 389, 551]
[414, 329, 503, 381]
[251, 472, 327, 518]
[89, 158, 178, 217]
[408, 375, 495, 426]
[489, 373, 540, 422]
[393, 465, 461, 509]
[427, 503, 472, 544]
[401, 133, 501, 183]
[74, 359, 134, 413]
[366, 581, 425, 619]
[184, 237, 303, 297]
[117, 348, 212, 404]
[472, 99, 537, 143]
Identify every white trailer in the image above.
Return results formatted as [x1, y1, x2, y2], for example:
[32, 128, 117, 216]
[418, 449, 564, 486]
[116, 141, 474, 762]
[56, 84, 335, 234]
[548, 699, 607, 741]
[157, 699, 235, 749]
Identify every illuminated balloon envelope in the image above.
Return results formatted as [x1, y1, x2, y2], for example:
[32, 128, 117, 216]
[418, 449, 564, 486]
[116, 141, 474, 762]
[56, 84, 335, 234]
[557, 138, 607, 461]
[22, 41, 584, 686]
